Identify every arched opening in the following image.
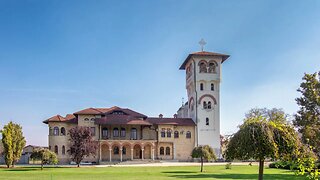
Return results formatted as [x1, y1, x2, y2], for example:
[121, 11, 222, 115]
[60, 127, 66, 136]
[144, 144, 152, 159]
[203, 101, 207, 109]
[198, 61, 207, 73]
[113, 128, 119, 137]
[62, 145, 65, 155]
[166, 130, 172, 138]
[102, 128, 108, 139]
[186, 131, 191, 139]
[53, 127, 59, 136]
[122, 143, 131, 160]
[54, 145, 58, 154]
[174, 131, 179, 138]
[120, 128, 126, 137]
[208, 62, 217, 73]
[133, 144, 142, 159]
[159, 147, 164, 155]
[131, 128, 137, 140]
[206, 118, 209, 126]
[101, 144, 109, 161]
[208, 101, 212, 109]
[165, 147, 170, 155]
[211, 83, 214, 91]
[200, 83, 204, 91]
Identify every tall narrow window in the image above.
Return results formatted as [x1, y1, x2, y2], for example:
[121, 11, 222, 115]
[203, 101, 207, 109]
[131, 128, 137, 140]
[186, 131, 191, 139]
[120, 128, 126, 137]
[174, 131, 179, 138]
[200, 83, 204, 91]
[60, 127, 66, 136]
[62, 145, 65, 155]
[53, 127, 59, 136]
[206, 118, 209, 126]
[122, 147, 126, 155]
[113, 128, 119, 137]
[199, 62, 207, 73]
[166, 147, 170, 155]
[161, 130, 165, 138]
[90, 127, 96, 136]
[114, 146, 119, 155]
[208, 63, 216, 73]
[54, 145, 58, 154]
[160, 147, 164, 155]
[208, 101, 212, 109]
[211, 83, 214, 91]
[102, 128, 108, 139]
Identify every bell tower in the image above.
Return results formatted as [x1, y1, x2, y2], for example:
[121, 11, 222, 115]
[179, 39, 229, 156]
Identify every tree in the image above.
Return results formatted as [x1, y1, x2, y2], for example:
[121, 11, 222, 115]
[68, 126, 97, 167]
[30, 148, 58, 170]
[1, 121, 26, 168]
[245, 108, 288, 124]
[225, 109, 300, 180]
[191, 145, 217, 172]
[293, 71, 320, 157]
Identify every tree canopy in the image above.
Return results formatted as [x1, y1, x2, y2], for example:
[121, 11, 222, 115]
[225, 108, 300, 180]
[191, 145, 217, 172]
[68, 126, 97, 167]
[30, 148, 58, 170]
[293, 71, 320, 157]
[1, 121, 26, 168]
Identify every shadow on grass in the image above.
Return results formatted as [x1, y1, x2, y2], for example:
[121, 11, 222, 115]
[163, 171, 302, 179]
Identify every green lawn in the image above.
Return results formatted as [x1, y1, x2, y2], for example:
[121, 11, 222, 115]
[0, 165, 304, 180]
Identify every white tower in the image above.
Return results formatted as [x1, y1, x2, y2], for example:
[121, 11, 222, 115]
[179, 40, 229, 156]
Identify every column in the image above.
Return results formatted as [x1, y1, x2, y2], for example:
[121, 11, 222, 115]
[109, 148, 112, 162]
[173, 143, 176, 160]
[141, 148, 144, 160]
[131, 148, 133, 160]
[99, 142, 102, 163]
[152, 148, 155, 160]
[120, 148, 123, 162]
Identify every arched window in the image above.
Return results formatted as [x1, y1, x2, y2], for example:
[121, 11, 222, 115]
[62, 145, 65, 155]
[131, 128, 137, 140]
[208, 62, 216, 73]
[54, 145, 58, 154]
[208, 101, 212, 109]
[102, 128, 108, 139]
[53, 127, 59, 136]
[200, 83, 204, 91]
[84, 118, 89, 121]
[206, 118, 209, 126]
[113, 128, 119, 137]
[60, 127, 66, 136]
[167, 130, 172, 138]
[186, 131, 191, 139]
[90, 118, 95, 122]
[113, 146, 119, 155]
[160, 147, 164, 155]
[161, 129, 165, 138]
[166, 147, 170, 155]
[122, 147, 126, 155]
[174, 131, 179, 138]
[120, 128, 126, 137]
[211, 83, 214, 91]
[203, 101, 207, 109]
[199, 62, 207, 73]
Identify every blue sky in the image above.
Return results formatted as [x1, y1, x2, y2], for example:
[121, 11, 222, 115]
[0, 0, 319, 146]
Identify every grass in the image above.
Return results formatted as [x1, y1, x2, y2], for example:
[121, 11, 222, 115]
[0, 165, 305, 180]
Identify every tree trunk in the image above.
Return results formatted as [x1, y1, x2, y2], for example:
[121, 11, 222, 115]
[41, 163, 43, 170]
[200, 156, 203, 172]
[258, 159, 264, 180]
[77, 163, 80, 168]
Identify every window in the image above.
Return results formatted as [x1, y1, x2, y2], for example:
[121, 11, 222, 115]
[166, 147, 170, 155]
[199, 62, 207, 73]
[90, 118, 95, 122]
[161, 130, 165, 138]
[53, 127, 59, 136]
[186, 131, 191, 139]
[211, 83, 214, 91]
[113, 146, 119, 155]
[200, 83, 204, 91]
[208, 62, 216, 73]
[90, 127, 96, 136]
[208, 101, 212, 109]
[120, 128, 126, 137]
[102, 128, 108, 139]
[62, 145, 65, 155]
[174, 131, 179, 138]
[160, 147, 164, 155]
[167, 130, 172, 138]
[54, 145, 58, 154]
[113, 128, 119, 137]
[49, 127, 52, 136]
[84, 118, 89, 121]
[206, 118, 209, 126]
[203, 101, 207, 109]
[122, 147, 126, 155]
[60, 127, 66, 136]
[131, 128, 137, 140]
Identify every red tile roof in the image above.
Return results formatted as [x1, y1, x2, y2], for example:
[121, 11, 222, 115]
[95, 114, 151, 125]
[179, 51, 230, 70]
[146, 117, 196, 126]
[43, 114, 77, 124]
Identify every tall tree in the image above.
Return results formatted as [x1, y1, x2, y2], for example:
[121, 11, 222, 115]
[225, 109, 300, 180]
[68, 126, 97, 167]
[245, 108, 288, 123]
[191, 145, 217, 172]
[1, 121, 26, 168]
[30, 148, 58, 170]
[293, 71, 320, 157]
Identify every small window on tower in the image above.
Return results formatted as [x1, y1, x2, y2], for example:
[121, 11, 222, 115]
[211, 83, 214, 91]
[200, 83, 204, 91]
[208, 101, 212, 109]
[206, 118, 209, 126]
[203, 101, 207, 109]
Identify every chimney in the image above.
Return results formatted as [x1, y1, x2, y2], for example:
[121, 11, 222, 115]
[159, 114, 163, 118]
[173, 114, 177, 118]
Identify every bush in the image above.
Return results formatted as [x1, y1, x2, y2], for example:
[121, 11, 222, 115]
[225, 162, 232, 169]
[269, 161, 298, 170]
